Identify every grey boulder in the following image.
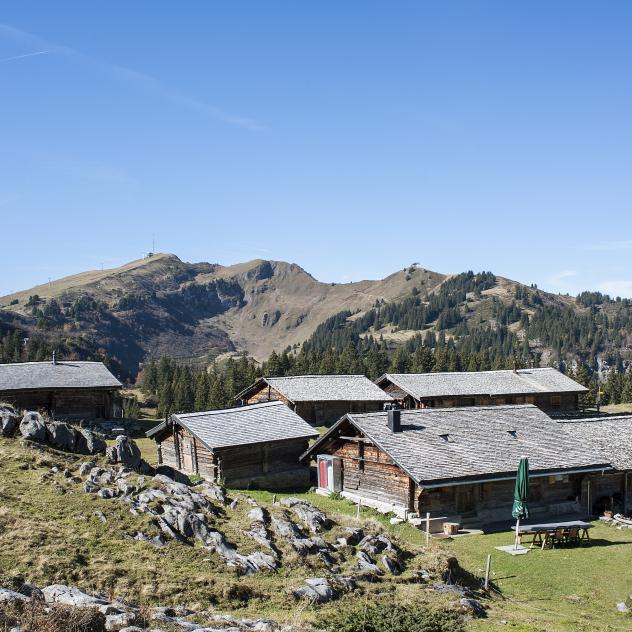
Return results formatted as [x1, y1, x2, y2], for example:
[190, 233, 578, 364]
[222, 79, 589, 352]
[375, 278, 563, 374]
[19, 411, 47, 442]
[107, 435, 141, 470]
[76, 429, 107, 455]
[0, 406, 19, 437]
[46, 422, 77, 451]
[42, 583, 109, 606]
[0, 588, 28, 603]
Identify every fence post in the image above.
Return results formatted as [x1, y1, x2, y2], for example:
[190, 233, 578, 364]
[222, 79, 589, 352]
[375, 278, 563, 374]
[484, 554, 491, 590]
[425, 512, 430, 547]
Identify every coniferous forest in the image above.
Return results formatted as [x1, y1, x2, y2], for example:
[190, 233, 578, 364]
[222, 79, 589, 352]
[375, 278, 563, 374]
[3, 270, 632, 416]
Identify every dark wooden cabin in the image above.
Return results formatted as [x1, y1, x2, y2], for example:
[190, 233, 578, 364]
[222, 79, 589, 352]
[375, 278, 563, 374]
[235, 375, 393, 425]
[376, 368, 587, 413]
[302, 404, 611, 527]
[146, 401, 319, 489]
[0, 360, 121, 419]
[558, 415, 632, 515]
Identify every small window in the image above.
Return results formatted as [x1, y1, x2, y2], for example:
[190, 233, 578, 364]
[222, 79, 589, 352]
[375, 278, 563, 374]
[551, 395, 562, 409]
[507, 430, 517, 438]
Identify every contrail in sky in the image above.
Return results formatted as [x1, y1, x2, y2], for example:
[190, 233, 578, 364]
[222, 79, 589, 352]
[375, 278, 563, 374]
[0, 50, 48, 64]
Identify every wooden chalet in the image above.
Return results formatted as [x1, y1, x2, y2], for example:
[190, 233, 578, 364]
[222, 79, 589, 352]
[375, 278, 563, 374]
[302, 404, 610, 526]
[375, 368, 587, 413]
[558, 415, 632, 515]
[0, 359, 121, 419]
[235, 375, 393, 425]
[146, 401, 319, 489]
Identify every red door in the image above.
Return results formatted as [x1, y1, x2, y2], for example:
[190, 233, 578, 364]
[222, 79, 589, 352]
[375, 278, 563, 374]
[318, 458, 329, 489]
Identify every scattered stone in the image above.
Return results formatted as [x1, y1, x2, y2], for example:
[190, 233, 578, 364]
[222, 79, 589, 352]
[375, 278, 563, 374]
[42, 583, 109, 606]
[19, 582, 44, 601]
[79, 461, 96, 476]
[105, 612, 140, 631]
[0, 588, 29, 603]
[0, 405, 19, 437]
[19, 411, 47, 442]
[616, 601, 630, 613]
[85, 480, 100, 493]
[205, 530, 277, 575]
[107, 435, 142, 470]
[356, 551, 382, 574]
[280, 497, 331, 533]
[76, 428, 107, 455]
[46, 421, 77, 451]
[460, 597, 486, 618]
[381, 555, 401, 575]
[292, 578, 336, 604]
[94, 511, 107, 523]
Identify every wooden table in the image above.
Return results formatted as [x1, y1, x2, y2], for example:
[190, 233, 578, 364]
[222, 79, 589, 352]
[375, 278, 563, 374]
[512, 521, 592, 548]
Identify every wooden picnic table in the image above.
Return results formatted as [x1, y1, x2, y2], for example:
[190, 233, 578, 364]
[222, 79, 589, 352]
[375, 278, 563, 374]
[512, 520, 592, 549]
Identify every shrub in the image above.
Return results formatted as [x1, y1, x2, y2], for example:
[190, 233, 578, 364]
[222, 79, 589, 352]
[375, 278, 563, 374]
[317, 601, 463, 632]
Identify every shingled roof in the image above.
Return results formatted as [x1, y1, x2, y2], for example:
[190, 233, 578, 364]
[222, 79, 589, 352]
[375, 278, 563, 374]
[236, 375, 393, 403]
[0, 361, 121, 391]
[558, 415, 632, 471]
[149, 401, 318, 450]
[376, 368, 587, 400]
[303, 404, 608, 486]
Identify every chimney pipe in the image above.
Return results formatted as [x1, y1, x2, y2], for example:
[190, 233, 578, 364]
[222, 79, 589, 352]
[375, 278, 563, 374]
[52, 351, 57, 365]
[387, 408, 402, 433]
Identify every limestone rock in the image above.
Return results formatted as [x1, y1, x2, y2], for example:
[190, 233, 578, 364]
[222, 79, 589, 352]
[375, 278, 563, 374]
[292, 578, 336, 604]
[46, 421, 77, 451]
[107, 435, 142, 470]
[42, 584, 109, 606]
[76, 429, 107, 455]
[0, 406, 19, 437]
[0, 588, 29, 603]
[19, 411, 47, 442]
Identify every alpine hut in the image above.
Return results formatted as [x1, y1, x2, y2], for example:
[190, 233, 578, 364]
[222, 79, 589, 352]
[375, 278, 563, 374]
[235, 374, 393, 425]
[0, 359, 122, 419]
[302, 404, 609, 527]
[146, 401, 319, 489]
[375, 367, 587, 413]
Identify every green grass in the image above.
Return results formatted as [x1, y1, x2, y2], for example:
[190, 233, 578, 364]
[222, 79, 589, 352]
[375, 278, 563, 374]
[0, 437, 457, 627]
[445, 523, 632, 631]
[601, 403, 632, 415]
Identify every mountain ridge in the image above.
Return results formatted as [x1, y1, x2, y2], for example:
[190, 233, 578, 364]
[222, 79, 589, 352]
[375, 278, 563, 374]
[1, 254, 629, 378]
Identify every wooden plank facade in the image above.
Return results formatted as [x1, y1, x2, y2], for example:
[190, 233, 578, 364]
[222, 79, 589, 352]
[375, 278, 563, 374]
[0, 387, 118, 419]
[307, 417, 629, 525]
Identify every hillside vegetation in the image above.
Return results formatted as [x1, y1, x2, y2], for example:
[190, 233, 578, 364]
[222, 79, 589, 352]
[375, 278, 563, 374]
[1, 256, 632, 388]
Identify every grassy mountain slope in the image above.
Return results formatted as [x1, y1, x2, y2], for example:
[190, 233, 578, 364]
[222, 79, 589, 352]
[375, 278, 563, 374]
[2, 255, 631, 378]
[0, 255, 445, 375]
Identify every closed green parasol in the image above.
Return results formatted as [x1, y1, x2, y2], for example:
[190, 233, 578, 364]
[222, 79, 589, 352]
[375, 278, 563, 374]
[512, 457, 529, 549]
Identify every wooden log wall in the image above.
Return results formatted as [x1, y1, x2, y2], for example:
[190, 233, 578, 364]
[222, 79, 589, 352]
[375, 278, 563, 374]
[0, 388, 117, 419]
[330, 438, 412, 508]
[156, 426, 310, 490]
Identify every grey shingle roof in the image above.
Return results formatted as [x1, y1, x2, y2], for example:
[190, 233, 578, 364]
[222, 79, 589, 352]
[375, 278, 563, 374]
[305, 405, 608, 486]
[558, 416, 632, 471]
[168, 401, 319, 450]
[237, 375, 393, 403]
[377, 368, 587, 399]
[0, 361, 121, 391]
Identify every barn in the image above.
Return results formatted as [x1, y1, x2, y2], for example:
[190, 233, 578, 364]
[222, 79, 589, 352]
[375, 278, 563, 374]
[235, 374, 393, 425]
[146, 401, 319, 489]
[0, 359, 122, 419]
[558, 415, 632, 515]
[375, 367, 587, 413]
[302, 404, 609, 527]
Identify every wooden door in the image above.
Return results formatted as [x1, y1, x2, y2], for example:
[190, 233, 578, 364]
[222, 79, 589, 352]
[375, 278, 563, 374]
[182, 437, 194, 472]
[318, 458, 329, 490]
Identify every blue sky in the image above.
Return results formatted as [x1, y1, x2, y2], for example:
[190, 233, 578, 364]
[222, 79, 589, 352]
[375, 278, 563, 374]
[1, 2, 631, 297]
